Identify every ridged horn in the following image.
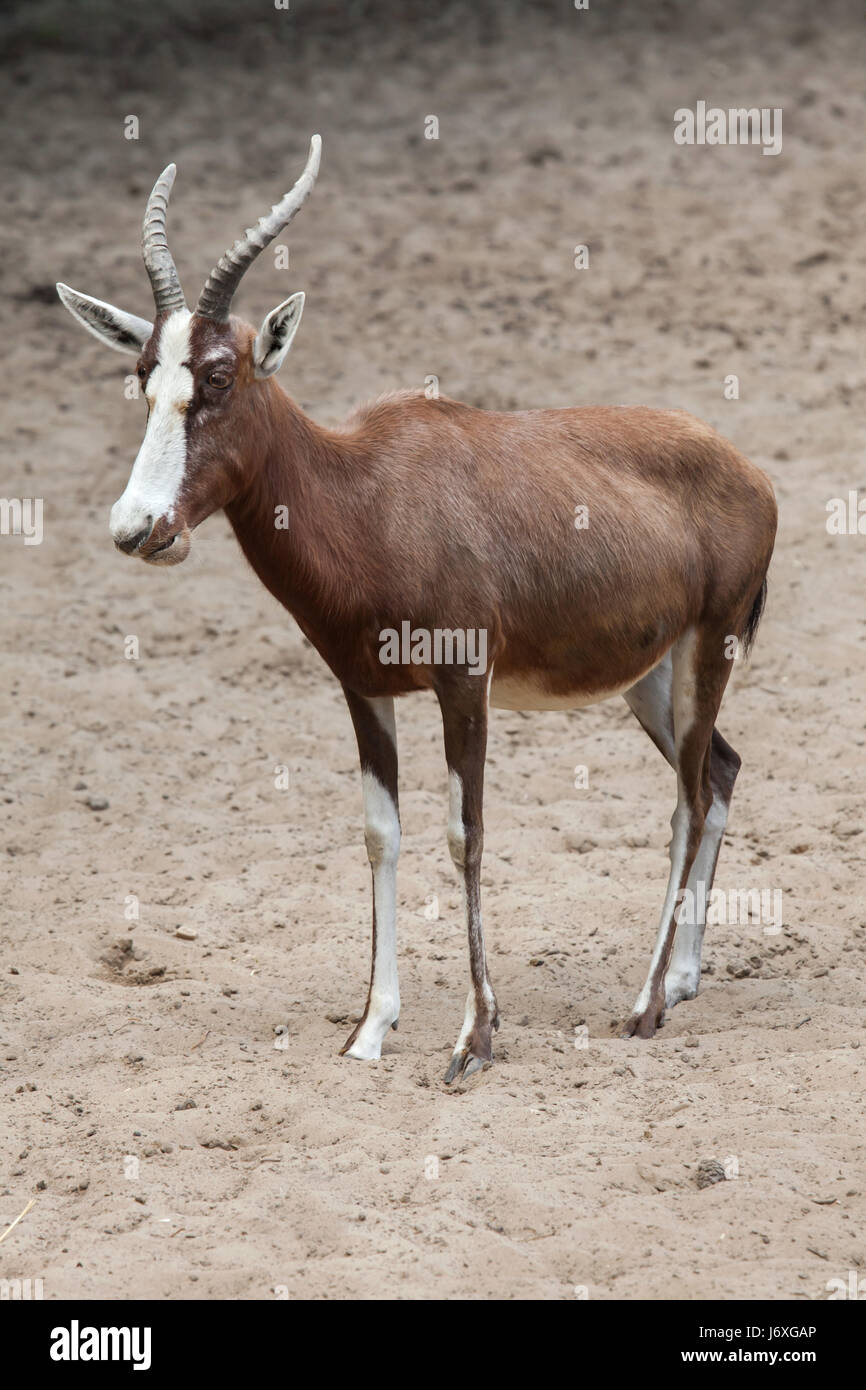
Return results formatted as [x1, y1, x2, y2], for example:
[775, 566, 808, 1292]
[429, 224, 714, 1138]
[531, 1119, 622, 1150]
[195, 135, 321, 323]
[142, 163, 187, 316]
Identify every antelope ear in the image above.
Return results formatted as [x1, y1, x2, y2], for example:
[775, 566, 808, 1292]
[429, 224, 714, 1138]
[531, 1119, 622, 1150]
[253, 292, 304, 379]
[56, 283, 153, 356]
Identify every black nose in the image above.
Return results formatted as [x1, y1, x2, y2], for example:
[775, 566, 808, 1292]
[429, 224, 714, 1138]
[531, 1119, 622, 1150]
[115, 519, 153, 554]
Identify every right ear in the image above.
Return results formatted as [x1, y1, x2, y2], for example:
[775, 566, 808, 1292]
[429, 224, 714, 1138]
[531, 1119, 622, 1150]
[56, 283, 153, 356]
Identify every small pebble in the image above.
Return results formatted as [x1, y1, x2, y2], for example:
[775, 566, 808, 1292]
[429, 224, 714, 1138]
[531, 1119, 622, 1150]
[696, 1158, 727, 1189]
[726, 959, 751, 978]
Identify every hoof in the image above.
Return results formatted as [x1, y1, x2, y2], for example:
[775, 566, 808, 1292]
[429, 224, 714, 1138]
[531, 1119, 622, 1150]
[443, 1050, 490, 1085]
[340, 1036, 381, 1061]
[339, 1008, 399, 1061]
[621, 1005, 665, 1040]
[443, 1014, 497, 1084]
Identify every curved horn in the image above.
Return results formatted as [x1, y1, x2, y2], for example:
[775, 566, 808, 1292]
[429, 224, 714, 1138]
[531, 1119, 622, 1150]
[195, 135, 321, 323]
[142, 163, 187, 316]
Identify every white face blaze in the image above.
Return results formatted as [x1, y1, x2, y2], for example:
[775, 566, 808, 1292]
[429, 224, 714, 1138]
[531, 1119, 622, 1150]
[109, 310, 194, 547]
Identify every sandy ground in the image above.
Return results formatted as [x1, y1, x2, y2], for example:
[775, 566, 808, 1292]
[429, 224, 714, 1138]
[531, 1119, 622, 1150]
[1, 1, 865, 1300]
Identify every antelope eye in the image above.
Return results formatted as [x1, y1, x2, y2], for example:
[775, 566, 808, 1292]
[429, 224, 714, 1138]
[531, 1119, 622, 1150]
[207, 370, 232, 389]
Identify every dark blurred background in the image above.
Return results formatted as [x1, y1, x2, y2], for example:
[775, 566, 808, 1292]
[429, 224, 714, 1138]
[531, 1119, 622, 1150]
[1, 0, 861, 68]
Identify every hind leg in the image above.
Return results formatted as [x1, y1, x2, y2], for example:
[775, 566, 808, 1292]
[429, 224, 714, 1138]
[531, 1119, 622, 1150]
[621, 628, 738, 1037]
[624, 656, 741, 1009]
[664, 728, 740, 1006]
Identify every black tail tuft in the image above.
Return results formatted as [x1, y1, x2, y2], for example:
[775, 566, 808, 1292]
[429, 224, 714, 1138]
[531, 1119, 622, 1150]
[741, 577, 768, 657]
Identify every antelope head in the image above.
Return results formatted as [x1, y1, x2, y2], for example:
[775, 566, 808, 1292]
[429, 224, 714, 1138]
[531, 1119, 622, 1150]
[57, 136, 321, 565]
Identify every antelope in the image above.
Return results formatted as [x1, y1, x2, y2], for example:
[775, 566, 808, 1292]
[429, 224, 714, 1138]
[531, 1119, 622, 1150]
[57, 136, 777, 1082]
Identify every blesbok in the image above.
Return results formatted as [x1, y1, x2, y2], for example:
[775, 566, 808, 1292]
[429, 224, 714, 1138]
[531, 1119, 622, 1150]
[57, 136, 777, 1081]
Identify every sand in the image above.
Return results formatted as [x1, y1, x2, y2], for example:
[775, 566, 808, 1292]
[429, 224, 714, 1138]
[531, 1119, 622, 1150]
[1, 0, 864, 1299]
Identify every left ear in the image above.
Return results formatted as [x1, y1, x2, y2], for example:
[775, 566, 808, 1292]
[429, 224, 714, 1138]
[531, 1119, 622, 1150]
[253, 292, 305, 379]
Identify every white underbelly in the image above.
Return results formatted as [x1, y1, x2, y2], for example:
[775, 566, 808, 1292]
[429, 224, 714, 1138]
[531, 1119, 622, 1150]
[489, 666, 655, 712]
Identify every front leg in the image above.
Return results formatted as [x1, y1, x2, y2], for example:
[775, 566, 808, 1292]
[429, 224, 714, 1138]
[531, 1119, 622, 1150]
[437, 677, 499, 1083]
[339, 690, 401, 1061]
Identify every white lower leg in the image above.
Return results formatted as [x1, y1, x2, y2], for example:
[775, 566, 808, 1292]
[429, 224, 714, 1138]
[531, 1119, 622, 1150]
[344, 768, 401, 1061]
[631, 796, 691, 1019]
[664, 793, 728, 1007]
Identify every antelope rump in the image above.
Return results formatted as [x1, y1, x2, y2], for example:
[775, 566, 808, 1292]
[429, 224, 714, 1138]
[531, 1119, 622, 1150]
[57, 136, 777, 1082]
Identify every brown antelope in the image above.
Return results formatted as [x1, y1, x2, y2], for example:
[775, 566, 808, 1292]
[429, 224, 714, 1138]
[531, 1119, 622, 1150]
[57, 136, 777, 1082]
